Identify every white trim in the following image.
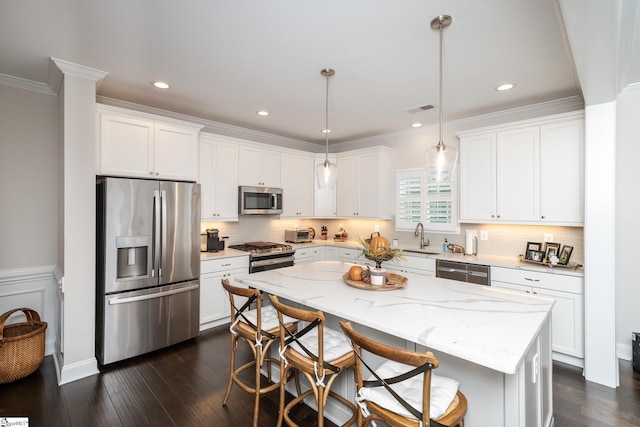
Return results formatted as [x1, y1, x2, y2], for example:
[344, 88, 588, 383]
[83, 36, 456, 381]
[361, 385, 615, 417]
[617, 342, 633, 361]
[620, 82, 640, 95]
[0, 73, 56, 95]
[56, 356, 99, 385]
[0, 265, 56, 284]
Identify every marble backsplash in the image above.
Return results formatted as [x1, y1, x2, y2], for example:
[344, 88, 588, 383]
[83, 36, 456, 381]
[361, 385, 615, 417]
[202, 217, 584, 264]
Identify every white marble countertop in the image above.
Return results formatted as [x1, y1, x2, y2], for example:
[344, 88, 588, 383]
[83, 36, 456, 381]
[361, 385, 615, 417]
[287, 239, 584, 277]
[200, 248, 249, 261]
[235, 260, 554, 375]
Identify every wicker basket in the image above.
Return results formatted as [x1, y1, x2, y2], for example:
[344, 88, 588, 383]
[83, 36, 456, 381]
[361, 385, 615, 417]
[0, 308, 48, 384]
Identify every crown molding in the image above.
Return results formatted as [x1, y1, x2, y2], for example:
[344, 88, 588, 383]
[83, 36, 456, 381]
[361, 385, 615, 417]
[96, 96, 321, 152]
[49, 58, 108, 94]
[0, 73, 56, 95]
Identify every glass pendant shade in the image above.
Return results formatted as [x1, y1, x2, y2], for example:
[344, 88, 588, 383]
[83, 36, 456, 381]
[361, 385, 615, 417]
[316, 158, 337, 189]
[425, 142, 458, 182]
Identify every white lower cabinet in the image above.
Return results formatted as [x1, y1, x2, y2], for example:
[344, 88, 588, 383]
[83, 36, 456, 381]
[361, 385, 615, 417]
[491, 267, 584, 364]
[386, 255, 436, 277]
[325, 246, 339, 260]
[312, 246, 326, 261]
[338, 247, 372, 267]
[293, 247, 314, 264]
[200, 256, 249, 330]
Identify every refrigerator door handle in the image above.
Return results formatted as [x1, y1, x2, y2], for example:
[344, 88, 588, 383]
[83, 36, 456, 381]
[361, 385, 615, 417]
[152, 189, 161, 278]
[160, 189, 168, 277]
[108, 283, 199, 305]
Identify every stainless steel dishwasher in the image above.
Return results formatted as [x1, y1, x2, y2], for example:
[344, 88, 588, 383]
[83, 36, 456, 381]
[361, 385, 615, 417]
[436, 259, 491, 285]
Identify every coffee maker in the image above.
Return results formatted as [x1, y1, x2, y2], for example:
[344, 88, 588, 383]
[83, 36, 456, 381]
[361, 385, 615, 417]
[206, 228, 226, 252]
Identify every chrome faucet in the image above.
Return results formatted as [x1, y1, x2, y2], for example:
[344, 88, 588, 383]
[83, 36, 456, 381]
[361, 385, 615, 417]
[414, 222, 430, 249]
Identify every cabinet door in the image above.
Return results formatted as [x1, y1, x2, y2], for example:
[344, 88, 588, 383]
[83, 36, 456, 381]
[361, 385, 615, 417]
[314, 155, 337, 217]
[356, 151, 381, 217]
[459, 134, 496, 221]
[100, 114, 154, 178]
[199, 138, 216, 219]
[200, 272, 229, 324]
[325, 246, 339, 260]
[238, 145, 281, 187]
[533, 287, 584, 357]
[238, 145, 262, 186]
[540, 120, 584, 224]
[294, 248, 314, 264]
[281, 152, 314, 217]
[496, 127, 539, 222]
[260, 149, 281, 188]
[336, 155, 360, 217]
[312, 246, 326, 261]
[154, 124, 199, 181]
[214, 140, 239, 220]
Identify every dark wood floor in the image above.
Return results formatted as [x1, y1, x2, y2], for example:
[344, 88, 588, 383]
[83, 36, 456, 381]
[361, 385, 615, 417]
[1, 325, 639, 426]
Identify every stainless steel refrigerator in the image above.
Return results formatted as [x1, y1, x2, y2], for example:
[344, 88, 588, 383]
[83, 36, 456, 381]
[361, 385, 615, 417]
[96, 177, 200, 365]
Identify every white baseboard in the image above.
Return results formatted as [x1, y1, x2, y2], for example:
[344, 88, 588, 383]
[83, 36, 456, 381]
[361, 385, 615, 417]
[617, 342, 633, 361]
[56, 353, 99, 385]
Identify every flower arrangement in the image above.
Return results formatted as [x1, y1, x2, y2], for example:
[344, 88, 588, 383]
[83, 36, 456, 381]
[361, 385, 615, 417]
[358, 234, 406, 269]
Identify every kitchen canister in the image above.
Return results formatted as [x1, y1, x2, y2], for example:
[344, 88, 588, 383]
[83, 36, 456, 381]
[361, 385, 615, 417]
[370, 268, 386, 285]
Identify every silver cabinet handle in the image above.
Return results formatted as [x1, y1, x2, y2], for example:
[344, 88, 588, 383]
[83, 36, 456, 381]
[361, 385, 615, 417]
[524, 277, 540, 282]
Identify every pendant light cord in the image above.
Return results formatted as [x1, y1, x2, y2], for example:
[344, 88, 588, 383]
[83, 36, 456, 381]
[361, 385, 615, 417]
[325, 69, 330, 164]
[438, 18, 444, 148]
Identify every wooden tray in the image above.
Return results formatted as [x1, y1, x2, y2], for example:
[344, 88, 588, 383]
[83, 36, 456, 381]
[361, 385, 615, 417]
[518, 254, 583, 270]
[342, 272, 408, 291]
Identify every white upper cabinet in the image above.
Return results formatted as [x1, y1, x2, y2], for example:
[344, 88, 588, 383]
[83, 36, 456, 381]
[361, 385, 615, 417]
[314, 154, 337, 217]
[280, 151, 315, 217]
[199, 134, 239, 221]
[539, 119, 584, 225]
[238, 144, 281, 188]
[458, 113, 584, 226]
[97, 104, 202, 181]
[336, 146, 393, 219]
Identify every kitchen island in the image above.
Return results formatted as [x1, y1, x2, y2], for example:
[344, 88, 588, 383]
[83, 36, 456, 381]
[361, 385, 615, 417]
[235, 260, 555, 427]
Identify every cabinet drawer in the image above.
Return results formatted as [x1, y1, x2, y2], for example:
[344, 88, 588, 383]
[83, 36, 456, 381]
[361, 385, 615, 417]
[201, 255, 249, 274]
[338, 248, 363, 261]
[492, 267, 582, 294]
[394, 255, 435, 272]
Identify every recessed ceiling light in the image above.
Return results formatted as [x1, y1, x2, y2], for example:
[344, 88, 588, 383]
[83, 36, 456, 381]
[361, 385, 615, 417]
[496, 83, 515, 91]
[151, 81, 170, 89]
[411, 122, 423, 128]
[257, 110, 269, 116]
[322, 129, 331, 134]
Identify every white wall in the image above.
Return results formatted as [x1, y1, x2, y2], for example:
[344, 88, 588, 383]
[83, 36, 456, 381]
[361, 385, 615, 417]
[0, 85, 59, 269]
[615, 87, 640, 358]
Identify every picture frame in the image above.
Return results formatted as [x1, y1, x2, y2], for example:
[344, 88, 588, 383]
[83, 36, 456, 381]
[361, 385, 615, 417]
[529, 250, 544, 262]
[558, 245, 573, 265]
[525, 242, 542, 261]
[544, 243, 561, 261]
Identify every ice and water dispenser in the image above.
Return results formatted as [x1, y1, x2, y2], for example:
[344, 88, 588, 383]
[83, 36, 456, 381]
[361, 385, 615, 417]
[115, 236, 149, 279]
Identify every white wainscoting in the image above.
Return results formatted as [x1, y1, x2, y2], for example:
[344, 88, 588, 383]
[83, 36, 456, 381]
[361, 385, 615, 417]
[0, 265, 59, 356]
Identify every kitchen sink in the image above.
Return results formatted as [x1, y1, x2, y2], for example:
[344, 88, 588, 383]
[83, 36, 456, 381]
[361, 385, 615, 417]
[403, 249, 442, 255]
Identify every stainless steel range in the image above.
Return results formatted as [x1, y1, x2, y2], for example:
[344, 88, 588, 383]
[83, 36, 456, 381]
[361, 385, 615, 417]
[228, 241, 295, 273]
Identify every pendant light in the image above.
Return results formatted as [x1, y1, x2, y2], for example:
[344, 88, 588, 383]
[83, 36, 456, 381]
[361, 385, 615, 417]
[425, 15, 458, 182]
[316, 68, 337, 189]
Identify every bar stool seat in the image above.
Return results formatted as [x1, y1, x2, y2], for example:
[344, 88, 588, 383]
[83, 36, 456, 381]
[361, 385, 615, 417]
[269, 295, 358, 427]
[221, 279, 299, 427]
[340, 321, 467, 427]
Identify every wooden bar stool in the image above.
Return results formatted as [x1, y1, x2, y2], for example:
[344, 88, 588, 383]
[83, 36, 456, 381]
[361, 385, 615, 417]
[339, 321, 467, 427]
[269, 295, 358, 427]
[221, 279, 299, 427]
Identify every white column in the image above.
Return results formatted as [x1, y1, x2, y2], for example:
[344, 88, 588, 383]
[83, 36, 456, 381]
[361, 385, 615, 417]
[50, 58, 108, 384]
[583, 101, 619, 387]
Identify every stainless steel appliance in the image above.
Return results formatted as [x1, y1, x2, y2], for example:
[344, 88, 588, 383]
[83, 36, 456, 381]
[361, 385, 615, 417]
[436, 259, 490, 285]
[228, 242, 295, 273]
[284, 229, 312, 243]
[238, 186, 283, 214]
[96, 177, 201, 365]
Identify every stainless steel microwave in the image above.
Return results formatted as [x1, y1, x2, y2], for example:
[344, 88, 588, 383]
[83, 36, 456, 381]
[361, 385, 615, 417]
[238, 186, 283, 214]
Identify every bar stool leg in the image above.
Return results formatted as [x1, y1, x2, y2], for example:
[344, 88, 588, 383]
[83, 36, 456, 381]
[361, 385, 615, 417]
[222, 333, 237, 406]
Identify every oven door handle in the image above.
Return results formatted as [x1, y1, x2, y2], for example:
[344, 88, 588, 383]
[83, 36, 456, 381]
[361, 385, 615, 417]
[437, 267, 468, 274]
[251, 256, 295, 268]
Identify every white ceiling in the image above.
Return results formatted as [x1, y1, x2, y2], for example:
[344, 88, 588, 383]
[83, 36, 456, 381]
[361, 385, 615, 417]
[1, 0, 630, 145]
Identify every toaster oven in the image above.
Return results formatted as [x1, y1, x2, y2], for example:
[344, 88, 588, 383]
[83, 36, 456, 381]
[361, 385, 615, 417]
[284, 229, 312, 243]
